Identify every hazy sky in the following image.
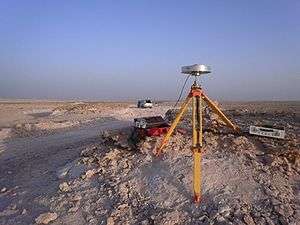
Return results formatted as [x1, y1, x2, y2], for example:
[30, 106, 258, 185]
[0, 0, 299, 101]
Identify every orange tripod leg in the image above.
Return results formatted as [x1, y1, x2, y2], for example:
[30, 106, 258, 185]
[192, 96, 197, 147]
[193, 95, 203, 203]
[156, 94, 192, 156]
[193, 150, 201, 203]
[202, 93, 239, 132]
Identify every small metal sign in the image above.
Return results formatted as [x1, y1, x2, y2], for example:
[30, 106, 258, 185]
[249, 125, 285, 139]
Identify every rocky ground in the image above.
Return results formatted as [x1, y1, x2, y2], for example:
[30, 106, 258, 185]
[0, 101, 299, 225]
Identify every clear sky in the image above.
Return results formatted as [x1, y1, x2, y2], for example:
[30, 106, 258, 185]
[0, 0, 299, 101]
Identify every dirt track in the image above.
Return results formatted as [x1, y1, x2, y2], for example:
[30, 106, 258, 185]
[0, 120, 130, 225]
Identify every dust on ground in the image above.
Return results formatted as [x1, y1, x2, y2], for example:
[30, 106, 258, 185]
[0, 101, 299, 225]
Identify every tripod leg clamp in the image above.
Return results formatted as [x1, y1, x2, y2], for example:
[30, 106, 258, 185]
[191, 146, 202, 153]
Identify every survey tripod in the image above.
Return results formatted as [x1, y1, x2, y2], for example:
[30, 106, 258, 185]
[156, 80, 240, 203]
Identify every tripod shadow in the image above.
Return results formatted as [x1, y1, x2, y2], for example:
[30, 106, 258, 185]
[140, 156, 191, 202]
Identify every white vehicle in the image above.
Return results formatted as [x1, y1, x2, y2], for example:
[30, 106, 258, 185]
[137, 99, 153, 108]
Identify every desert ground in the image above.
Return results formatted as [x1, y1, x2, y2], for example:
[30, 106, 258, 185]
[0, 100, 299, 225]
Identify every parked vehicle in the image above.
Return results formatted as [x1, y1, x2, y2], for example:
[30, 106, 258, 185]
[137, 99, 153, 108]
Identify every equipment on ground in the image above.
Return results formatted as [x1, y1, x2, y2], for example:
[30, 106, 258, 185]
[134, 116, 168, 129]
[156, 64, 240, 204]
[134, 116, 170, 137]
[137, 99, 153, 108]
[249, 125, 285, 139]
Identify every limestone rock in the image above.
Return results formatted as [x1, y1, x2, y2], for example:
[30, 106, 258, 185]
[107, 216, 114, 225]
[84, 169, 97, 179]
[233, 136, 248, 146]
[35, 212, 58, 224]
[81, 146, 97, 157]
[59, 182, 70, 192]
[243, 214, 255, 225]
